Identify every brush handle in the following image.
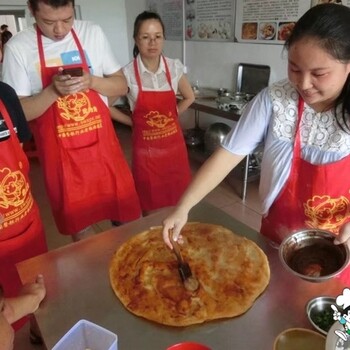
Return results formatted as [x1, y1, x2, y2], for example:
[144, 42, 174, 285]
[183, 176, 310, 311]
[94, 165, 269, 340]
[169, 229, 185, 264]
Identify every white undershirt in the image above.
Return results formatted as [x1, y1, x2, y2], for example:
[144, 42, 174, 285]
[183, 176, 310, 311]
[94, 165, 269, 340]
[123, 54, 184, 111]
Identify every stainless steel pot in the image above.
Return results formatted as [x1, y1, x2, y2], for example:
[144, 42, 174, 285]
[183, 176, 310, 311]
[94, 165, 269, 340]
[204, 122, 231, 154]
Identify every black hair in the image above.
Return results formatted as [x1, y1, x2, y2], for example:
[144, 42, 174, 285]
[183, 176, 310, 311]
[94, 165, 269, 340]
[1, 30, 12, 48]
[285, 3, 350, 132]
[0, 24, 8, 31]
[132, 11, 165, 58]
[28, 0, 75, 13]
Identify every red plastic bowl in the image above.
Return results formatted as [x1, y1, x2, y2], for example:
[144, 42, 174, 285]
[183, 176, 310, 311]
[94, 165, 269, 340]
[167, 342, 211, 350]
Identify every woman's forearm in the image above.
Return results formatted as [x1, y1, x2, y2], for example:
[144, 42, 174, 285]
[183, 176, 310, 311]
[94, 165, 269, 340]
[177, 97, 194, 115]
[109, 107, 132, 126]
[177, 75, 195, 115]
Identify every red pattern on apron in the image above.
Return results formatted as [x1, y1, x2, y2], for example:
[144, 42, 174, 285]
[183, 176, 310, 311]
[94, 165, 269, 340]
[29, 28, 141, 234]
[260, 97, 350, 283]
[0, 99, 47, 330]
[132, 56, 191, 211]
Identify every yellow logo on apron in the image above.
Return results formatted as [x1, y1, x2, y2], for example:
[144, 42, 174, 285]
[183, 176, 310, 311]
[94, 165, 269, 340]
[0, 165, 33, 228]
[304, 194, 350, 232]
[56, 92, 102, 138]
[142, 111, 178, 141]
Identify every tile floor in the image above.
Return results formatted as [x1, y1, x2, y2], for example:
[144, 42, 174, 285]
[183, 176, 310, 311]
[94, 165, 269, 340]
[13, 123, 262, 350]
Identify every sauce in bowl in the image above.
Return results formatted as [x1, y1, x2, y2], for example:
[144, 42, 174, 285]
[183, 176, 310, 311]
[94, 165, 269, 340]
[288, 242, 344, 277]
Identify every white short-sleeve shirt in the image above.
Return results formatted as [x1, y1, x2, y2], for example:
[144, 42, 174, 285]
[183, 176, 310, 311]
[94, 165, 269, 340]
[123, 55, 184, 111]
[222, 79, 350, 214]
[2, 20, 120, 105]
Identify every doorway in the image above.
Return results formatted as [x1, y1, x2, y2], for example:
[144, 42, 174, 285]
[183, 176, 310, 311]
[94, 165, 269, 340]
[0, 5, 30, 34]
[0, 10, 26, 34]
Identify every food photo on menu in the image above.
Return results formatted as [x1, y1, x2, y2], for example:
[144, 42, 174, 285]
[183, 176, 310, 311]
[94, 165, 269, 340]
[259, 22, 276, 40]
[197, 21, 231, 40]
[186, 23, 195, 39]
[241, 22, 257, 40]
[278, 22, 295, 41]
[241, 20, 296, 42]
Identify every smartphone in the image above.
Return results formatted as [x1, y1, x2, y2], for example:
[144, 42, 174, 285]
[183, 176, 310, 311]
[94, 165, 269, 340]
[62, 67, 83, 77]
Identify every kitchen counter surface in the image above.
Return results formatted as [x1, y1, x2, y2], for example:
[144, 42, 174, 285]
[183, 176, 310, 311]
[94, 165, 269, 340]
[17, 202, 344, 350]
[190, 98, 241, 122]
[179, 88, 242, 122]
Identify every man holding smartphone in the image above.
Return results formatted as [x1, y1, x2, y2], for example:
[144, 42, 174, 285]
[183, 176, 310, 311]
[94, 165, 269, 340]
[2, 0, 141, 241]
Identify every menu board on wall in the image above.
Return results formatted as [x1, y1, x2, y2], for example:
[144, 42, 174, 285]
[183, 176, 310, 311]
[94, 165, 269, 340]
[235, 0, 350, 44]
[146, 0, 235, 42]
[185, 0, 235, 41]
[235, 0, 311, 44]
[311, 0, 350, 5]
[146, 0, 183, 40]
[147, 0, 350, 43]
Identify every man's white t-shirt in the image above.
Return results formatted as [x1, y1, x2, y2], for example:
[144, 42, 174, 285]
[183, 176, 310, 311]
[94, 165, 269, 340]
[2, 20, 120, 104]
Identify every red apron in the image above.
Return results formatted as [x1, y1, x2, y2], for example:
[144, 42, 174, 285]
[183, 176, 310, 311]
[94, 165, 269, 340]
[132, 57, 191, 211]
[29, 28, 141, 234]
[0, 99, 47, 329]
[260, 97, 350, 283]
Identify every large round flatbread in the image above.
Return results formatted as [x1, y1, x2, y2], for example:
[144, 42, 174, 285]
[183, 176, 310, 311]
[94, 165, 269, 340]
[109, 222, 270, 326]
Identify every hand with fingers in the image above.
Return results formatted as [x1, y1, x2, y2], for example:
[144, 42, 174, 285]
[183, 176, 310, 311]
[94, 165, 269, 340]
[53, 67, 90, 97]
[162, 207, 189, 249]
[19, 274, 46, 314]
[2, 274, 46, 326]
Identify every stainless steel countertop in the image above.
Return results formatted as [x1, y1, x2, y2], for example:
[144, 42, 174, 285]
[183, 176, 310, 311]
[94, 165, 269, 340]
[190, 98, 241, 122]
[17, 202, 344, 350]
[179, 87, 241, 122]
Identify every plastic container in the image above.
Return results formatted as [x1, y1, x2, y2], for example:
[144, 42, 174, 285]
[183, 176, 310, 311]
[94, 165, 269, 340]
[167, 342, 211, 350]
[52, 319, 118, 350]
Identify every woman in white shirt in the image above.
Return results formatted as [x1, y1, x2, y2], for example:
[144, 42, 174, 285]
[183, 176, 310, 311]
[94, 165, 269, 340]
[162, 3, 350, 284]
[111, 11, 195, 214]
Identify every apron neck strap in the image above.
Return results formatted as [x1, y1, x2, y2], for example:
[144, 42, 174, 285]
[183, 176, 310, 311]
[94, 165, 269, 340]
[0, 99, 16, 137]
[133, 55, 174, 92]
[71, 29, 89, 68]
[162, 56, 173, 89]
[36, 26, 46, 84]
[36, 25, 89, 84]
[293, 95, 304, 157]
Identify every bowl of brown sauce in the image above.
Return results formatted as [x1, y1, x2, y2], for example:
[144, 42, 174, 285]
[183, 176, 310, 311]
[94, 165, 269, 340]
[279, 229, 350, 282]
